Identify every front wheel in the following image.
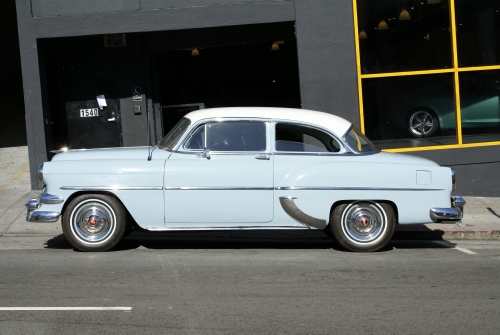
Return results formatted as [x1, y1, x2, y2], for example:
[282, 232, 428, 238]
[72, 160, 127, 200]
[62, 194, 126, 252]
[406, 108, 439, 138]
[331, 201, 395, 252]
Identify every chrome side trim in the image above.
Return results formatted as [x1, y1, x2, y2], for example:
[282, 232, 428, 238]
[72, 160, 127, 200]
[275, 186, 444, 191]
[26, 211, 61, 223]
[60, 186, 163, 191]
[279, 196, 326, 230]
[146, 226, 314, 231]
[40, 194, 64, 204]
[164, 187, 274, 190]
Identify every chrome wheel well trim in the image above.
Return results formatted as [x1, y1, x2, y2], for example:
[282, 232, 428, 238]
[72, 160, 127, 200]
[278, 196, 326, 230]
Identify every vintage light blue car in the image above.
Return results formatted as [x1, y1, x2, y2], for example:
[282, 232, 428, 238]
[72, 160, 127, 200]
[26, 107, 465, 252]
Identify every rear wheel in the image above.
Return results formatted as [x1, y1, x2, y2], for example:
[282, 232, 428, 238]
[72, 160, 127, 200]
[62, 194, 126, 252]
[331, 201, 395, 252]
[406, 108, 439, 137]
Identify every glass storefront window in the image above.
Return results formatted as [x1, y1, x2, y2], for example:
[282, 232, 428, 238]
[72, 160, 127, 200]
[362, 74, 457, 149]
[455, 0, 500, 67]
[460, 70, 500, 143]
[356, 0, 452, 74]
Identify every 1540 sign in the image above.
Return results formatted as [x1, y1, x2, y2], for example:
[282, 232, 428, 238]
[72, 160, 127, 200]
[80, 109, 99, 117]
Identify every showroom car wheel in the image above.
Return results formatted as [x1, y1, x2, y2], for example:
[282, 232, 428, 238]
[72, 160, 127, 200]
[407, 108, 439, 137]
[331, 201, 395, 252]
[62, 194, 126, 252]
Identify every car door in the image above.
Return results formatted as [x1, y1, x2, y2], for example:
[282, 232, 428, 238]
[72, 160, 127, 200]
[272, 121, 344, 226]
[164, 119, 274, 224]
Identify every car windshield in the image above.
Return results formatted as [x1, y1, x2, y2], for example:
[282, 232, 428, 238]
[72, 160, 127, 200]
[344, 126, 379, 153]
[158, 118, 191, 150]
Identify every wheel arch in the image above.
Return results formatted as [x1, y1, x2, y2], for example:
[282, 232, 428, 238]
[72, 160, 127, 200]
[328, 199, 399, 226]
[61, 191, 138, 227]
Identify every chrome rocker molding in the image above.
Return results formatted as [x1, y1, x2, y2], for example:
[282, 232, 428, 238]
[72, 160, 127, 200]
[275, 186, 444, 191]
[60, 186, 163, 191]
[429, 195, 466, 222]
[146, 226, 313, 231]
[278, 196, 326, 230]
[25, 198, 61, 222]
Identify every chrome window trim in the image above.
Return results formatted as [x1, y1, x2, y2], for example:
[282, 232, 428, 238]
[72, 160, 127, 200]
[174, 117, 271, 153]
[164, 187, 274, 190]
[271, 120, 348, 155]
[275, 186, 444, 191]
[157, 118, 192, 151]
[341, 125, 380, 155]
[60, 186, 163, 191]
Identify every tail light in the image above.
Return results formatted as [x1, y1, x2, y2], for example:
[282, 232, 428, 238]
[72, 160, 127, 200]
[451, 168, 456, 191]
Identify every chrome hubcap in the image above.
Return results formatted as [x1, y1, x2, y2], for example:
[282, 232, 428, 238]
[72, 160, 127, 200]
[409, 111, 434, 136]
[71, 200, 116, 244]
[342, 202, 386, 243]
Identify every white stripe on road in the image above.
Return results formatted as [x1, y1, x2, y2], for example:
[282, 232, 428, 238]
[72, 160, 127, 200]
[435, 241, 477, 255]
[0, 307, 132, 311]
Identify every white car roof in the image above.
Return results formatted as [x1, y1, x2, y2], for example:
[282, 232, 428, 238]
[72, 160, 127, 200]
[184, 107, 353, 137]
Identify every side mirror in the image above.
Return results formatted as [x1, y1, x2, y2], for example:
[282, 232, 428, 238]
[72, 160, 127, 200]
[197, 147, 210, 159]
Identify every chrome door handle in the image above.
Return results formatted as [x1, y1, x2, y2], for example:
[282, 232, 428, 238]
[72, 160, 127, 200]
[108, 117, 116, 122]
[255, 154, 270, 160]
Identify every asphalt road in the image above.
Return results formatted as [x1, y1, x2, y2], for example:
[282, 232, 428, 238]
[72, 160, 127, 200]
[1, 234, 500, 334]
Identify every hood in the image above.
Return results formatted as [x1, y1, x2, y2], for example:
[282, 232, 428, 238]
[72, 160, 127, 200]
[51, 146, 151, 161]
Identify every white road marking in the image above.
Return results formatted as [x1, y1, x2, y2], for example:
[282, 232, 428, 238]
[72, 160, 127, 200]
[0, 307, 132, 311]
[435, 241, 478, 255]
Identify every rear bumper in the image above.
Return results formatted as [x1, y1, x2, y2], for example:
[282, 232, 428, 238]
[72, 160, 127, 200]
[25, 194, 62, 223]
[429, 195, 466, 223]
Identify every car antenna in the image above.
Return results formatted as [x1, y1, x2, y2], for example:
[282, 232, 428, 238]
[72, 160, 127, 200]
[147, 105, 152, 161]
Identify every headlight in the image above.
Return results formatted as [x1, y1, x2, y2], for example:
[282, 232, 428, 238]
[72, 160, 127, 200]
[38, 163, 44, 183]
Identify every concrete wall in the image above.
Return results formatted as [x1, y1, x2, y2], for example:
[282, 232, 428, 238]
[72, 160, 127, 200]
[30, 0, 289, 17]
[294, 0, 359, 123]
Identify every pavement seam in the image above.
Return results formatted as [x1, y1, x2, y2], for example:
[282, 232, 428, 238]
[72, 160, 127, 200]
[0, 189, 33, 235]
[0, 162, 29, 190]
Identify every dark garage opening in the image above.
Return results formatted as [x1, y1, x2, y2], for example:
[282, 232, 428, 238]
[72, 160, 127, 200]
[155, 22, 301, 136]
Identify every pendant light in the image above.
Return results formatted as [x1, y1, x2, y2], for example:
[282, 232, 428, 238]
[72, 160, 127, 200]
[399, 8, 411, 20]
[359, 30, 368, 39]
[191, 48, 200, 56]
[378, 19, 388, 30]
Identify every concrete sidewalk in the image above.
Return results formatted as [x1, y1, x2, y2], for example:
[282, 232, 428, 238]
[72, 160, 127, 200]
[1, 146, 499, 240]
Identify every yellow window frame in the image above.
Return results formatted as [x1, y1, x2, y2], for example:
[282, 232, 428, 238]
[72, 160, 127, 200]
[351, 0, 500, 153]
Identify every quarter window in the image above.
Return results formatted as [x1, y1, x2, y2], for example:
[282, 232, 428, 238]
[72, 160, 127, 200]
[275, 123, 341, 152]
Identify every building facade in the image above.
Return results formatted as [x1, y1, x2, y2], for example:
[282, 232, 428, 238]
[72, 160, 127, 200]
[15, 0, 500, 196]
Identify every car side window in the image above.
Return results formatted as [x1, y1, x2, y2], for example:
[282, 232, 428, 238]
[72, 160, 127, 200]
[206, 121, 266, 152]
[275, 123, 341, 153]
[184, 125, 205, 150]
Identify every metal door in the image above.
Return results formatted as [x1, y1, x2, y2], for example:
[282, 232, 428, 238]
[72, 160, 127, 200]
[62, 59, 122, 149]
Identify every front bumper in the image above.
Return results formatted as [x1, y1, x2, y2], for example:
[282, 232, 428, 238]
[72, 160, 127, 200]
[429, 195, 466, 223]
[25, 192, 63, 223]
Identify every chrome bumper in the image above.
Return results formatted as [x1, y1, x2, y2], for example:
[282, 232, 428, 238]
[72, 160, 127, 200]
[429, 195, 466, 223]
[25, 192, 63, 223]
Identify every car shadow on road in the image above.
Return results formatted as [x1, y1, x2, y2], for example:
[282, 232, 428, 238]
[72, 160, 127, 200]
[44, 229, 452, 252]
